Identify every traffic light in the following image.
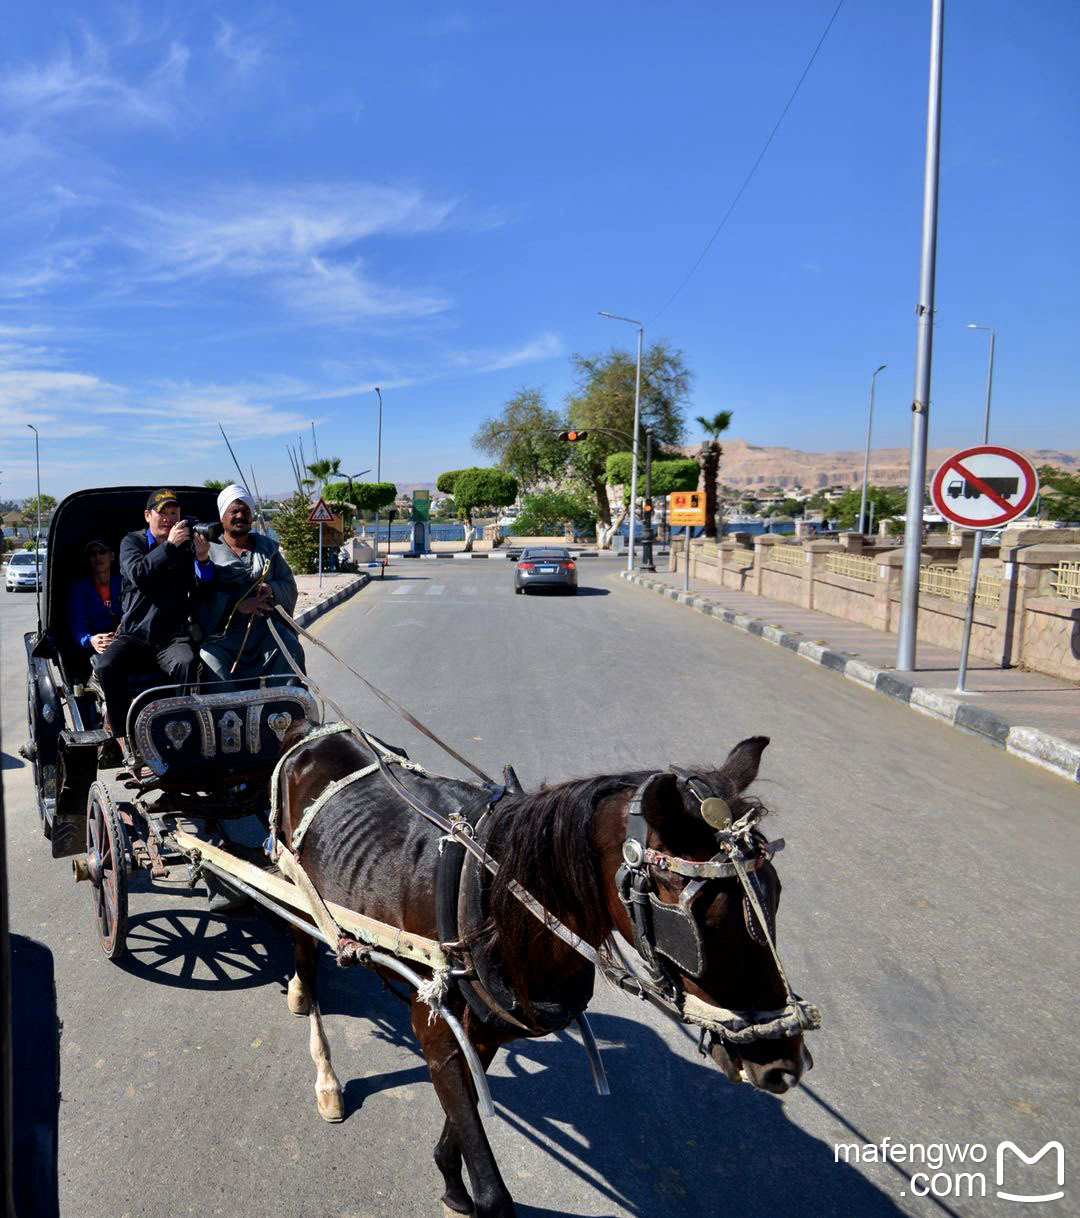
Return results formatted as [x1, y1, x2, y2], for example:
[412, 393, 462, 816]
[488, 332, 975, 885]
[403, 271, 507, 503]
[558, 430, 588, 442]
[386, 508, 398, 523]
[642, 499, 654, 517]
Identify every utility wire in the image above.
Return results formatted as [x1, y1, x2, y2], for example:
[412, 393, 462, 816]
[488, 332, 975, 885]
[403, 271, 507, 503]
[651, 0, 846, 323]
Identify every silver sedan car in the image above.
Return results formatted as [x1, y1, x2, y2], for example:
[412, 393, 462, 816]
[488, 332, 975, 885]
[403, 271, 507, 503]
[513, 546, 578, 595]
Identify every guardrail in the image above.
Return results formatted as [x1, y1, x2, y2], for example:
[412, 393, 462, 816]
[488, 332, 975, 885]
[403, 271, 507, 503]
[919, 564, 1001, 608]
[1049, 561, 1080, 602]
[823, 552, 876, 583]
[767, 544, 805, 568]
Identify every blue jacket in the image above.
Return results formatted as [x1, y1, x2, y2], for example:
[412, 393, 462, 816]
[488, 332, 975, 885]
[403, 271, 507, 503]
[68, 573, 123, 651]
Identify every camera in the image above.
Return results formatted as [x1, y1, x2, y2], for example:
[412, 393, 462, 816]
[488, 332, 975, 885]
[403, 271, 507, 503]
[183, 519, 225, 544]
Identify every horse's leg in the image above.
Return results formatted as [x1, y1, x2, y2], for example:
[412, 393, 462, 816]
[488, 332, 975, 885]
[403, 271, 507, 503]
[292, 928, 344, 1122]
[413, 1004, 512, 1218]
[432, 1041, 499, 1216]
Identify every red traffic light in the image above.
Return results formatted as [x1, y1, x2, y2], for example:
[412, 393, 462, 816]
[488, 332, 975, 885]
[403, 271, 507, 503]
[558, 430, 588, 442]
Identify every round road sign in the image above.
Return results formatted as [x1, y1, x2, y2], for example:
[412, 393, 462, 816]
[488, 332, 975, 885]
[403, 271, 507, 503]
[930, 445, 1039, 528]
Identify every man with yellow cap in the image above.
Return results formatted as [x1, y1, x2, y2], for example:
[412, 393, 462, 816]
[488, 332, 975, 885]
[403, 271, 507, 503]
[96, 488, 214, 750]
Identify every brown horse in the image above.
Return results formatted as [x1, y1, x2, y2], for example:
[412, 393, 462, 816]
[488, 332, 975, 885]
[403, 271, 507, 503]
[274, 727, 814, 1218]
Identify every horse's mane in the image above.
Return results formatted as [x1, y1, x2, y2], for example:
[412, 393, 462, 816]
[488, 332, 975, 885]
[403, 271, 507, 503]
[475, 773, 636, 1002]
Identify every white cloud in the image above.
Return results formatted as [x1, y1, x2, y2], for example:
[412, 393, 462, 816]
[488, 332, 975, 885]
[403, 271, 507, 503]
[0, 30, 187, 128]
[213, 20, 266, 74]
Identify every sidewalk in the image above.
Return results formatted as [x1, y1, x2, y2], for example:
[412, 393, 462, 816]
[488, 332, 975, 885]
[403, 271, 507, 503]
[620, 566, 1080, 784]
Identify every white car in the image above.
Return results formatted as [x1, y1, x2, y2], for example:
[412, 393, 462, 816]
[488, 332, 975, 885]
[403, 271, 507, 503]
[6, 550, 45, 592]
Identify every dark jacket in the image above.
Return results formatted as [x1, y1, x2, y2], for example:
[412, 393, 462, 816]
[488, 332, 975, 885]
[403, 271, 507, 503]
[68, 573, 123, 651]
[118, 529, 207, 647]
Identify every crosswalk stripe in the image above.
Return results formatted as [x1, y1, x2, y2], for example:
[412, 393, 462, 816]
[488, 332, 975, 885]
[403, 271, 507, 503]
[426, 585, 445, 596]
[392, 585, 411, 595]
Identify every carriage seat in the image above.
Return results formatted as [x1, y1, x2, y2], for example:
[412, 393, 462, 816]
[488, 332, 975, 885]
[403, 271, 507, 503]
[126, 681, 321, 783]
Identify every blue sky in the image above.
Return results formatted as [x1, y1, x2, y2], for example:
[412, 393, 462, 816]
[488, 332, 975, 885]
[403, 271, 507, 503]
[1, 1, 1076, 500]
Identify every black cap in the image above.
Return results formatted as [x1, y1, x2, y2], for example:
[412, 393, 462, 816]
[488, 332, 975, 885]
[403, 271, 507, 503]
[146, 489, 179, 512]
[84, 539, 111, 555]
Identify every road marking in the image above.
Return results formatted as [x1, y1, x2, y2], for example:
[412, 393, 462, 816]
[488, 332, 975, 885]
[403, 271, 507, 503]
[392, 585, 411, 596]
[462, 585, 478, 596]
[426, 585, 445, 596]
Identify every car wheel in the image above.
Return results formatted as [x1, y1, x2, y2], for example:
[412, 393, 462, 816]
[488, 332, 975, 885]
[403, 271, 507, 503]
[515, 586, 523, 594]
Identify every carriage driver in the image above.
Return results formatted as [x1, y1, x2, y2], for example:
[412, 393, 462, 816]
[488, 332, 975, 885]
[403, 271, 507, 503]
[95, 489, 214, 751]
[197, 484, 305, 682]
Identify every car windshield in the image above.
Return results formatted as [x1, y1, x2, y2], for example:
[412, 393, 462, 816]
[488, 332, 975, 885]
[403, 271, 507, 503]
[10, 553, 39, 566]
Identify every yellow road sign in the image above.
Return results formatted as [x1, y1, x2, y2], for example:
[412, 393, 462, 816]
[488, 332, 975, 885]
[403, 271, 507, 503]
[669, 491, 705, 526]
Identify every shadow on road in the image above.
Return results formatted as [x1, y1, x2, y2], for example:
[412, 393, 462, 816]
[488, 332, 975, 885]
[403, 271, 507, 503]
[1, 751, 24, 770]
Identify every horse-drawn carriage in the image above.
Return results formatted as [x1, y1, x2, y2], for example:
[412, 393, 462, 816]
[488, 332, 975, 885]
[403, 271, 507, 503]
[24, 485, 820, 1217]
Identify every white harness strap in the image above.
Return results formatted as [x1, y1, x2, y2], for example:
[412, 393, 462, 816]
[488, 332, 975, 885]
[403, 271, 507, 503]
[291, 762, 380, 851]
[268, 722, 351, 839]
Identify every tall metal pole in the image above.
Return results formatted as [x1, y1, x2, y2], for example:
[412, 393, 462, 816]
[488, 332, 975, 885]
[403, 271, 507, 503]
[968, 324, 995, 440]
[373, 386, 383, 549]
[598, 312, 643, 572]
[858, 365, 887, 534]
[955, 324, 996, 692]
[641, 426, 655, 572]
[27, 424, 42, 631]
[896, 0, 945, 672]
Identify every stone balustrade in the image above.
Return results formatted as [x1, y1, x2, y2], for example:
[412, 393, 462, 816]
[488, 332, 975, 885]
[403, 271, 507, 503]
[670, 528, 1080, 682]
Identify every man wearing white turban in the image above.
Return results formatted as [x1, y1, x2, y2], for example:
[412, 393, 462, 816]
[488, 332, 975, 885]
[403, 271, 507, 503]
[198, 485, 305, 681]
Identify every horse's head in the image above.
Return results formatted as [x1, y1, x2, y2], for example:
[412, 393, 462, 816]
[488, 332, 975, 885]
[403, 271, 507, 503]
[606, 736, 817, 1095]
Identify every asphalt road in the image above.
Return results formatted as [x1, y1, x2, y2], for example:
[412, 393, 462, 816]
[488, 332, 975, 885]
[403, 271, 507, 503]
[2, 559, 1077, 1218]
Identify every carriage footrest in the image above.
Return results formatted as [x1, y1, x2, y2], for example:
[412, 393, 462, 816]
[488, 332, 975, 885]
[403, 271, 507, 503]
[51, 814, 84, 859]
[59, 728, 111, 750]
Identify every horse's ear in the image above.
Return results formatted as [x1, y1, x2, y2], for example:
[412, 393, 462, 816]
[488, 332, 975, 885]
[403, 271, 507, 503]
[718, 736, 769, 793]
[639, 771, 681, 828]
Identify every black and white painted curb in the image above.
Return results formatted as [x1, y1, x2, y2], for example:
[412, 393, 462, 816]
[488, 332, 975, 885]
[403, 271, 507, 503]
[622, 571, 1080, 785]
[294, 573, 371, 629]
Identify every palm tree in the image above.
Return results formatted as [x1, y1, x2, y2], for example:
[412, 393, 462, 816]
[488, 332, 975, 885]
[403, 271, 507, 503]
[695, 411, 733, 540]
[305, 456, 343, 495]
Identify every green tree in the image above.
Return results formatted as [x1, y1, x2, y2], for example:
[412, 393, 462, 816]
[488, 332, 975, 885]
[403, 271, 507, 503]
[513, 488, 597, 537]
[1037, 465, 1080, 522]
[203, 478, 229, 492]
[439, 468, 517, 549]
[696, 411, 733, 540]
[323, 479, 396, 525]
[306, 456, 343, 492]
[761, 498, 805, 519]
[436, 470, 468, 496]
[604, 454, 700, 501]
[22, 493, 56, 520]
[563, 342, 691, 532]
[274, 492, 321, 574]
[827, 485, 906, 531]
[472, 388, 568, 492]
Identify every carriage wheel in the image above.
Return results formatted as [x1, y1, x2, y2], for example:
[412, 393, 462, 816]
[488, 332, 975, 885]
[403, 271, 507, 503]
[26, 674, 53, 839]
[85, 781, 130, 960]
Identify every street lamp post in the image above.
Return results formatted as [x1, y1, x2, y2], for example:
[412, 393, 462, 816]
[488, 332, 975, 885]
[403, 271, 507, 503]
[598, 312, 643, 572]
[967, 324, 995, 443]
[373, 386, 383, 546]
[858, 365, 887, 535]
[640, 427, 655, 571]
[27, 423, 42, 627]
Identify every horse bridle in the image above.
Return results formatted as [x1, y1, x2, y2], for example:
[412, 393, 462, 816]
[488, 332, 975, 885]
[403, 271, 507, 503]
[615, 770, 821, 1047]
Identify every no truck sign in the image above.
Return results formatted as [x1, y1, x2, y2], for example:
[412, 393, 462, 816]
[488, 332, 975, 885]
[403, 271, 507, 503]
[930, 445, 1039, 528]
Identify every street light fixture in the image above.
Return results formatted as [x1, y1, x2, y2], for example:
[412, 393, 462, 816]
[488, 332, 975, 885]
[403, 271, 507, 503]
[598, 311, 643, 573]
[858, 365, 887, 535]
[967, 324, 995, 443]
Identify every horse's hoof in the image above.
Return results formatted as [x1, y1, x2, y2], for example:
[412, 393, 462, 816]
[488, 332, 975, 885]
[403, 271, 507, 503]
[442, 1204, 474, 1218]
[316, 1088, 345, 1122]
[287, 978, 310, 1015]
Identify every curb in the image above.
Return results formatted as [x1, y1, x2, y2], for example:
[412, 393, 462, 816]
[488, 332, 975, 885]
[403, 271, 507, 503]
[621, 571, 1080, 785]
[294, 573, 371, 629]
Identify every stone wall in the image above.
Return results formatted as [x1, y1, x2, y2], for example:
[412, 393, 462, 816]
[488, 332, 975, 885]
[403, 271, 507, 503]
[671, 530, 1080, 682]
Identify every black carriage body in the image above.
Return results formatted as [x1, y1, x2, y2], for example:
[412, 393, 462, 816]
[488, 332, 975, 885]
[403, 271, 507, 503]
[24, 486, 236, 848]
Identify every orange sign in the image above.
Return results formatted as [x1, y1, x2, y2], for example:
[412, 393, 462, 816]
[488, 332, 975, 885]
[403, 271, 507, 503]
[669, 491, 706, 526]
